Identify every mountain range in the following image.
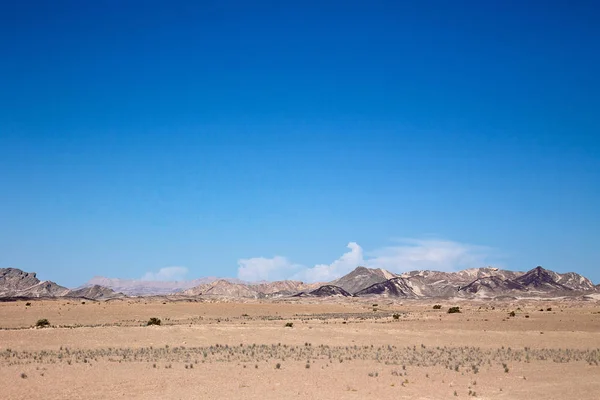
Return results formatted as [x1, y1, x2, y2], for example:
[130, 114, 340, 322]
[0, 265, 597, 301]
[0, 268, 122, 299]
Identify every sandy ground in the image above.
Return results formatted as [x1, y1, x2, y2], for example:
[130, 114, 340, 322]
[1, 298, 599, 399]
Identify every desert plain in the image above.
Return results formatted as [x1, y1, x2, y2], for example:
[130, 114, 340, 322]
[1, 297, 599, 399]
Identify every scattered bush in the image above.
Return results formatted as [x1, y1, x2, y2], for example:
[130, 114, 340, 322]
[147, 318, 161, 326]
[36, 319, 50, 328]
[447, 307, 461, 314]
[20, 372, 27, 379]
[25, 302, 31, 307]
[275, 363, 281, 369]
[509, 311, 516, 317]
[546, 307, 552, 312]
[392, 314, 400, 320]
[433, 304, 442, 310]
[284, 322, 293, 328]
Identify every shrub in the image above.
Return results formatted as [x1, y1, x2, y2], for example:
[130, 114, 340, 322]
[25, 302, 31, 307]
[147, 317, 161, 326]
[275, 363, 281, 369]
[36, 319, 50, 328]
[546, 307, 552, 312]
[392, 314, 400, 320]
[433, 304, 442, 310]
[447, 307, 461, 314]
[20, 372, 27, 379]
[509, 311, 516, 317]
[284, 322, 293, 328]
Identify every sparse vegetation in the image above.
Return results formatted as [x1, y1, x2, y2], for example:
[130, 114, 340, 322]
[284, 322, 293, 328]
[147, 317, 161, 326]
[448, 307, 461, 314]
[35, 319, 50, 328]
[433, 304, 442, 309]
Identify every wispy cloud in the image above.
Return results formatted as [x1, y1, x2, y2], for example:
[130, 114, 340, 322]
[366, 238, 493, 273]
[141, 266, 188, 281]
[237, 256, 300, 282]
[237, 239, 497, 283]
[291, 242, 364, 282]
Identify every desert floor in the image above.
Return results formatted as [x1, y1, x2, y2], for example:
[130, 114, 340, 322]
[1, 297, 599, 399]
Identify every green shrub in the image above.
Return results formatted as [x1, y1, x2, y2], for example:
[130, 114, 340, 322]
[36, 319, 50, 328]
[447, 307, 461, 314]
[147, 317, 161, 326]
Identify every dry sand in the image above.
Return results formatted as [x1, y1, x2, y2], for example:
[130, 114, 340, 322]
[1, 297, 599, 399]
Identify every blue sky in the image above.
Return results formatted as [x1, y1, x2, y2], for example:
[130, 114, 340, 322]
[1, 1, 599, 287]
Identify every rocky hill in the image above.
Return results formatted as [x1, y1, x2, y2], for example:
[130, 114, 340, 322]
[0, 268, 69, 298]
[514, 266, 572, 292]
[458, 276, 528, 297]
[330, 266, 397, 294]
[248, 280, 321, 295]
[182, 279, 260, 298]
[305, 285, 353, 297]
[0, 268, 121, 300]
[84, 276, 221, 296]
[354, 277, 419, 298]
[65, 285, 124, 300]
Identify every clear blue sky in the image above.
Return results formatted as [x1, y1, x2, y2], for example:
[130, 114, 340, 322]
[1, 1, 599, 287]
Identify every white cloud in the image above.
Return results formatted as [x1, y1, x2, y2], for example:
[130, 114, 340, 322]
[237, 256, 300, 282]
[365, 238, 493, 273]
[292, 242, 364, 282]
[142, 266, 188, 281]
[237, 239, 496, 283]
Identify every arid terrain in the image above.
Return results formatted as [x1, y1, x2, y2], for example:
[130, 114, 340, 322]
[1, 297, 599, 399]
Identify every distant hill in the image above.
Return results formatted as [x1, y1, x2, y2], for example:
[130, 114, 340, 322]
[330, 266, 397, 294]
[0, 268, 69, 298]
[64, 285, 124, 300]
[0, 268, 117, 300]
[514, 266, 572, 292]
[354, 277, 419, 298]
[458, 276, 528, 297]
[84, 276, 223, 296]
[294, 285, 353, 298]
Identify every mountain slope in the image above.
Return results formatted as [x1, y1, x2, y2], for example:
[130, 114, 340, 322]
[330, 266, 398, 294]
[354, 277, 419, 298]
[514, 266, 572, 292]
[308, 285, 353, 297]
[84, 276, 221, 296]
[458, 276, 528, 297]
[182, 279, 260, 298]
[65, 285, 124, 300]
[0, 268, 69, 298]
